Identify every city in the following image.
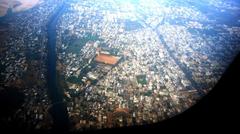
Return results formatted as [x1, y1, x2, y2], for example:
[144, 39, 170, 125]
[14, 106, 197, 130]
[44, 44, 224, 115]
[55, 0, 240, 130]
[0, 0, 240, 131]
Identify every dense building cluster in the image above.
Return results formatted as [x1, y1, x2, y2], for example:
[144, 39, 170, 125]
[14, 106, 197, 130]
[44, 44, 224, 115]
[55, 0, 240, 130]
[0, 0, 64, 130]
[0, 0, 239, 131]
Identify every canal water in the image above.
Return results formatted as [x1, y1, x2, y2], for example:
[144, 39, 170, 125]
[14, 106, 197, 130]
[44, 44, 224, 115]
[46, 2, 70, 131]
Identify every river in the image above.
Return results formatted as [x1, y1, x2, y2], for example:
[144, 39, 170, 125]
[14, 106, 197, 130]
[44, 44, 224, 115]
[46, 2, 70, 131]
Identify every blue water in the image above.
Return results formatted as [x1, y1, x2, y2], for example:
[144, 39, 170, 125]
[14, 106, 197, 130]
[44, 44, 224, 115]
[46, 2, 69, 131]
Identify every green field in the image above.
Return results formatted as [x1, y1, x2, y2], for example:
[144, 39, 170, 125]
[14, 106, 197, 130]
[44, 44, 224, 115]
[136, 74, 147, 85]
[66, 33, 100, 54]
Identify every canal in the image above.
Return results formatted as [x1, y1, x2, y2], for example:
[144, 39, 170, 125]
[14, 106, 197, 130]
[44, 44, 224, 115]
[46, 2, 70, 131]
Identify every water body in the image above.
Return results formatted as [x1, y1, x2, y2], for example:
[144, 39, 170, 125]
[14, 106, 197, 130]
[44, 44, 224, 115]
[46, 2, 69, 131]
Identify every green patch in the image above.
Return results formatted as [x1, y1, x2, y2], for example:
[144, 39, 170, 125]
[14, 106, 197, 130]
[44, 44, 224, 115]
[136, 74, 147, 85]
[107, 87, 113, 91]
[144, 90, 153, 96]
[66, 33, 100, 54]
[66, 76, 81, 84]
[26, 52, 40, 60]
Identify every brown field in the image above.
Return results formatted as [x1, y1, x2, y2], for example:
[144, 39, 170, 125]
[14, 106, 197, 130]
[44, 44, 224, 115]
[0, 0, 39, 17]
[95, 53, 120, 65]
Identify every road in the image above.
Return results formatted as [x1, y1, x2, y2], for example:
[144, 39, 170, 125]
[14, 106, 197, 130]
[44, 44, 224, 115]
[136, 11, 204, 95]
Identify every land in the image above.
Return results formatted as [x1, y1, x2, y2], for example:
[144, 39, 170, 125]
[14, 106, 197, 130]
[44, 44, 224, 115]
[55, 0, 240, 130]
[0, 0, 64, 130]
[0, 0, 240, 131]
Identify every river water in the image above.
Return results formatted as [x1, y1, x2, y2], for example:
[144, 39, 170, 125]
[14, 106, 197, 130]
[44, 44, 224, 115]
[46, 2, 70, 131]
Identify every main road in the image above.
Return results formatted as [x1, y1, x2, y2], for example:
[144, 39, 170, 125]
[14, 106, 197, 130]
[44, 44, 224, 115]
[136, 11, 204, 96]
